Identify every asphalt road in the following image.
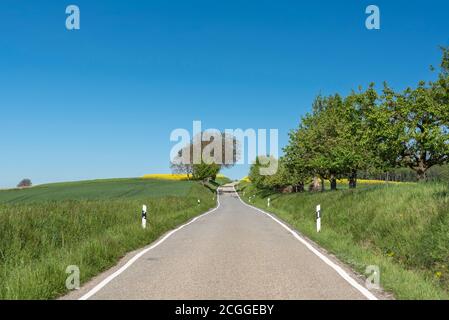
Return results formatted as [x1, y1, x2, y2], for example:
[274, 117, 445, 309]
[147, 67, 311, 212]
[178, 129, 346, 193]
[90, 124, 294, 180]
[65, 185, 377, 300]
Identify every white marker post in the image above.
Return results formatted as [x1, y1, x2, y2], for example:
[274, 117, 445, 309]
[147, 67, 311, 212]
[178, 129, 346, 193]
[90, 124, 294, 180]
[142, 205, 147, 229]
[198, 199, 201, 205]
[316, 204, 321, 233]
[267, 198, 270, 207]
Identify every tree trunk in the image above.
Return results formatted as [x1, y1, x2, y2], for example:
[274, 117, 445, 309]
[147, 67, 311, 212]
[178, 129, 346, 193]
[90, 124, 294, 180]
[349, 170, 357, 189]
[320, 177, 325, 192]
[309, 177, 321, 192]
[330, 175, 337, 191]
[414, 161, 428, 182]
[416, 168, 427, 181]
[295, 182, 305, 193]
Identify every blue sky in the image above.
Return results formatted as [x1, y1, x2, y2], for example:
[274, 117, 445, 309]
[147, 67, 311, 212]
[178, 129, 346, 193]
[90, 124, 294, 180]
[0, 0, 448, 187]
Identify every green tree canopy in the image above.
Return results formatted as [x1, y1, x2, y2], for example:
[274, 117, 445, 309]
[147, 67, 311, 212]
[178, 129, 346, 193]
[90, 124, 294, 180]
[371, 47, 449, 180]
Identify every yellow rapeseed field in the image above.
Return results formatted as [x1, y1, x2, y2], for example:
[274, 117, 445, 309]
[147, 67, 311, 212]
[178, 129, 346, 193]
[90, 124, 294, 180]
[142, 173, 228, 181]
[142, 174, 190, 181]
[337, 179, 411, 185]
[238, 176, 409, 185]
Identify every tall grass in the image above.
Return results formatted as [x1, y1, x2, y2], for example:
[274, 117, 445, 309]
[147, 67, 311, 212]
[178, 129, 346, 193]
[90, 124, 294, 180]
[0, 180, 216, 299]
[239, 182, 449, 299]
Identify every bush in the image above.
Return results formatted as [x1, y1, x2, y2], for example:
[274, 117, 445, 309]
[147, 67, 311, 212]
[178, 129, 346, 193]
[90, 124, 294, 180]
[17, 179, 32, 188]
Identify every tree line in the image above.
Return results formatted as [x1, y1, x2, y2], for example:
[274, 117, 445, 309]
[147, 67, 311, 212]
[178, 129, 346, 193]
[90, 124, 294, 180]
[250, 47, 449, 192]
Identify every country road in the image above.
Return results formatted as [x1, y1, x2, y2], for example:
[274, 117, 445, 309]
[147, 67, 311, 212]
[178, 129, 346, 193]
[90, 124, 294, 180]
[64, 184, 379, 300]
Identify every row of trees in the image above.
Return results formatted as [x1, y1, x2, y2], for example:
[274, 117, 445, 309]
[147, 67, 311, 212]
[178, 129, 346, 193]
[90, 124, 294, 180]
[250, 47, 449, 191]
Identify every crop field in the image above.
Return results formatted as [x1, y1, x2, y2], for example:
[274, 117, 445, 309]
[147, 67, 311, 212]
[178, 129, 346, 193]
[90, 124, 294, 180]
[0, 178, 198, 203]
[0, 178, 216, 299]
[142, 173, 231, 184]
[142, 174, 190, 181]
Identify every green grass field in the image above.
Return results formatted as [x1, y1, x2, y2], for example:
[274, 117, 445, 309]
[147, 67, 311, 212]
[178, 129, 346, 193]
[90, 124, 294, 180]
[0, 178, 199, 203]
[0, 178, 216, 299]
[213, 176, 232, 186]
[238, 181, 449, 299]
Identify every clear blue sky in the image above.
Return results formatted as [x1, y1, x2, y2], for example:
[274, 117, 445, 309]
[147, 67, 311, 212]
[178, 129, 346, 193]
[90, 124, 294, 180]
[1, 0, 448, 187]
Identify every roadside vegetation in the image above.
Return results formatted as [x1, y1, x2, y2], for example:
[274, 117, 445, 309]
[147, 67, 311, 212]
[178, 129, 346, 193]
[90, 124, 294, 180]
[241, 47, 449, 299]
[249, 47, 449, 193]
[238, 181, 449, 299]
[0, 178, 217, 299]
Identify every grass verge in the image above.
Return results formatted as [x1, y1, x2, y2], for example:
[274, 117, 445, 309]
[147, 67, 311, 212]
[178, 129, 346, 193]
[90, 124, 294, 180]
[0, 179, 216, 299]
[237, 182, 449, 299]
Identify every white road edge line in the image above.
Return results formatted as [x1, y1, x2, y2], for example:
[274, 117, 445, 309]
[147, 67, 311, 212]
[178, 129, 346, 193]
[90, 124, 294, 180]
[79, 188, 222, 300]
[234, 187, 378, 301]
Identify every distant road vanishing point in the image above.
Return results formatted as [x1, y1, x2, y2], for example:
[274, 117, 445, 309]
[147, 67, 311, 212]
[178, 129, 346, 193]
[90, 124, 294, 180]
[64, 184, 379, 300]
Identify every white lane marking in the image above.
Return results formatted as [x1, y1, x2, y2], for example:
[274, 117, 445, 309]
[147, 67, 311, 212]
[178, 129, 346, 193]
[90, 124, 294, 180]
[234, 187, 378, 300]
[79, 189, 222, 300]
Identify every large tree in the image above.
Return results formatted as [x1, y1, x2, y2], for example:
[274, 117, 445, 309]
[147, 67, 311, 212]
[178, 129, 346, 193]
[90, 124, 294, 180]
[283, 120, 314, 192]
[284, 90, 378, 190]
[371, 47, 449, 180]
[339, 86, 380, 188]
[171, 132, 239, 181]
[293, 94, 349, 191]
